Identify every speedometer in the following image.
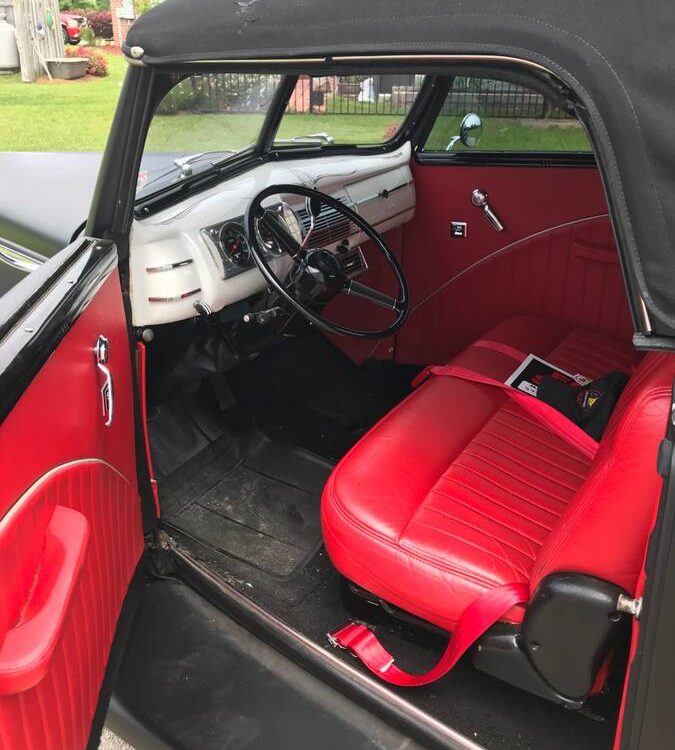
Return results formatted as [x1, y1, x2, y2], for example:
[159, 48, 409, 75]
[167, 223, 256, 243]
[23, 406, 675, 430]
[218, 223, 250, 266]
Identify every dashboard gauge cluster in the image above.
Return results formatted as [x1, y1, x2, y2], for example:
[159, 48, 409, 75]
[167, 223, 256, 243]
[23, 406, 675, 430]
[201, 214, 285, 279]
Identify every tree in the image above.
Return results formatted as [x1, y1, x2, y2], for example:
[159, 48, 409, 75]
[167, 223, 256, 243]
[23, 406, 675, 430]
[59, 0, 110, 10]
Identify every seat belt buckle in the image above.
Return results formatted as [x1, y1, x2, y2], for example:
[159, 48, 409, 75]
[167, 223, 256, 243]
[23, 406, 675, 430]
[327, 622, 354, 649]
[327, 631, 344, 649]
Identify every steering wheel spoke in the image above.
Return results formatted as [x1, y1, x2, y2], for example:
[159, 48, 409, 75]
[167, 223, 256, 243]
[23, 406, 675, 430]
[344, 280, 401, 311]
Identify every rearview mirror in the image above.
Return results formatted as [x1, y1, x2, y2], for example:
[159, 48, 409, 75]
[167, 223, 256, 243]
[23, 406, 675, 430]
[459, 112, 482, 148]
[446, 112, 483, 151]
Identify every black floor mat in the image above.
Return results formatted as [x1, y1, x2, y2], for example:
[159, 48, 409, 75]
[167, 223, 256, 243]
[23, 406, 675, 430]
[163, 432, 329, 578]
[226, 335, 418, 461]
[148, 333, 416, 610]
[156, 424, 333, 608]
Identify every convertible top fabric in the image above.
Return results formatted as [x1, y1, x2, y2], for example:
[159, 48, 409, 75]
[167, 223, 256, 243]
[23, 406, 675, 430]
[125, 1, 675, 337]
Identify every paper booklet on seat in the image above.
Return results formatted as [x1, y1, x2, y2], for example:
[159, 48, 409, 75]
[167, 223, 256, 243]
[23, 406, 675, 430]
[505, 354, 590, 396]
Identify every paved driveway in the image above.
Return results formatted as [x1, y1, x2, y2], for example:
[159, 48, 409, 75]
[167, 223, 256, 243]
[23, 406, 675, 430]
[100, 728, 134, 750]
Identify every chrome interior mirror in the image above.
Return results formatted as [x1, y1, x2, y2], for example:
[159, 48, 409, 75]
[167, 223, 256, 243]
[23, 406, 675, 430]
[446, 112, 483, 150]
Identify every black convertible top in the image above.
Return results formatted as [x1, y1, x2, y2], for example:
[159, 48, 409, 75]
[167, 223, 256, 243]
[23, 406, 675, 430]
[125, 0, 675, 337]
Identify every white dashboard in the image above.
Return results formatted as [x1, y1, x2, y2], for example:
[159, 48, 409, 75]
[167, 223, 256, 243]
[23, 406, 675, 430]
[129, 143, 415, 326]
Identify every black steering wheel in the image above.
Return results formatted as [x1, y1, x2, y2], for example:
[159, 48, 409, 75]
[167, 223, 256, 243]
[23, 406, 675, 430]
[245, 184, 409, 339]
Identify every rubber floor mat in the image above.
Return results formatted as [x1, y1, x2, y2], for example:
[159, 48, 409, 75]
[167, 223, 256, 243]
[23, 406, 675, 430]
[163, 431, 332, 578]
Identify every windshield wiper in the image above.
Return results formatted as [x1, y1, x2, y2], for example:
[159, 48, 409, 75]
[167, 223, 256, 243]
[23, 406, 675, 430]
[273, 132, 335, 147]
[137, 149, 249, 198]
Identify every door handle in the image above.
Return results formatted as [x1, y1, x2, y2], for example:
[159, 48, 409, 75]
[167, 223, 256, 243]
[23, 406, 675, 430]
[95, 335, 114, 427]
[471, 188, 505, 232]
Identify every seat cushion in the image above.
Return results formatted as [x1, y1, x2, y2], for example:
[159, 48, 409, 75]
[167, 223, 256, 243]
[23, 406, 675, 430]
[322, 316, 643, 632]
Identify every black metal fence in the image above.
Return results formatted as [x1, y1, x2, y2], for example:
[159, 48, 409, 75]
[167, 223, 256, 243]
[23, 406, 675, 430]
[158, 73, 572, 120]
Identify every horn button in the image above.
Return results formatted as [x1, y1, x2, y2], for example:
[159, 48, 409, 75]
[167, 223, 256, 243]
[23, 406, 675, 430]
[293, 248, 347, 303]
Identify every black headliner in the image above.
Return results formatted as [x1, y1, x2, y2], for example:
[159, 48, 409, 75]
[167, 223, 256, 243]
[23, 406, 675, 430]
[125, 0, 675, 336]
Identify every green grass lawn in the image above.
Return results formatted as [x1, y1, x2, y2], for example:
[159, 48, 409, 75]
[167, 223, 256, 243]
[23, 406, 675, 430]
[0, 54, 591, 153]
[0, 52, 128, 151]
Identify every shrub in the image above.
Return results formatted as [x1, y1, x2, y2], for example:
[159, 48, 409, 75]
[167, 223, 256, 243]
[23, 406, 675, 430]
[65, 46, 109, 77]
[80, 24, 96, 46]
[83, 11, 113, 39]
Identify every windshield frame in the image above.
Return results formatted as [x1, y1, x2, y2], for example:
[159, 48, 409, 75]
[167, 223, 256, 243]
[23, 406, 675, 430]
[134, 69, 431, 211]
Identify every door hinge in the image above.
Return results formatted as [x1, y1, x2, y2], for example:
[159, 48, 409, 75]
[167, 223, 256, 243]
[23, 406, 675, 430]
[617, 594, 643, 619]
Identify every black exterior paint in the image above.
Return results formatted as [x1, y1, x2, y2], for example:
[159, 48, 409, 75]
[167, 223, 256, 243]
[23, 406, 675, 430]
[0, 153, 103, 257]
[618, 387, 675, 750]
[0, 237, 45, 297]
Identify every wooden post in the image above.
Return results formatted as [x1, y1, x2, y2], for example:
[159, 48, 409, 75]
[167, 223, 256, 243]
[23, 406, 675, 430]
[14, 0, 64, 82]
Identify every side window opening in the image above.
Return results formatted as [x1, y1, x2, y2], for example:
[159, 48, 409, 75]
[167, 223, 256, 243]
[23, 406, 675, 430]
[421, 75, 592, 153]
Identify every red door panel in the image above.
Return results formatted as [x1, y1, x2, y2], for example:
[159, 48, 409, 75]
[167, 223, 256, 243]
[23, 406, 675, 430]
[0, 269, 144, 750]
[385, 162, 633, 365]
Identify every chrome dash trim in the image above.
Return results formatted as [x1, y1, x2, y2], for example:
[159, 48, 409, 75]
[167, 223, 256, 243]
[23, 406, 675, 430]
[145, 259, 194, 273]
[353, 180, 414, 209]
[0, 243, 44, 273]
[147, 288, 201, 303]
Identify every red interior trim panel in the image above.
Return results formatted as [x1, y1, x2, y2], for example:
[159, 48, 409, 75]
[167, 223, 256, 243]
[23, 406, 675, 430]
[0, 271, 144, 750]
[385, 163, 633, 365]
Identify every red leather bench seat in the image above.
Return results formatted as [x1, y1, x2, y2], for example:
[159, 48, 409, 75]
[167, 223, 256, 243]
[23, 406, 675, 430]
[322, 316, 671, 632]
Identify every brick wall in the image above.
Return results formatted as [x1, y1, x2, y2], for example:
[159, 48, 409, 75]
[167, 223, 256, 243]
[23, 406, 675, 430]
[110, 0, 134, 48]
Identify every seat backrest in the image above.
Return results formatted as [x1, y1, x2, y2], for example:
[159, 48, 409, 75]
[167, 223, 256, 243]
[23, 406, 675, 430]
[531, 352, 675, 595]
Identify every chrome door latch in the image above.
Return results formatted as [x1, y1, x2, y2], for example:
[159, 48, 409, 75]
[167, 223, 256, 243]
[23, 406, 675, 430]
[95, 335, 114, 427]
[471, 188, 505, 232]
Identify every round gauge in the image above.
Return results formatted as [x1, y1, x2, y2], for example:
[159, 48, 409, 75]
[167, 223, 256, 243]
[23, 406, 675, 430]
[256, 221, 282, 256]
[218, 223, 250, 266]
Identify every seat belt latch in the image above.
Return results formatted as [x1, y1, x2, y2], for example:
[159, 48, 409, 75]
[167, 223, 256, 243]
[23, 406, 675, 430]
[327, 623, 355, 649]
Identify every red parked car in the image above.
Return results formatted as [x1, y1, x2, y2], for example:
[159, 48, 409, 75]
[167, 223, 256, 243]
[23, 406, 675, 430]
[60, 12, 86, 45]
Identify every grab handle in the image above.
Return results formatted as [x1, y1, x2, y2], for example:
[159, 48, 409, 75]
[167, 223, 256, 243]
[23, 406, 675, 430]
[0, 506, 89, 695]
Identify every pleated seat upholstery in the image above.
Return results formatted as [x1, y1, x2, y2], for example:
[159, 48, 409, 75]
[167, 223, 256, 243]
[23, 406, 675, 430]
[322, 316, 670, 632]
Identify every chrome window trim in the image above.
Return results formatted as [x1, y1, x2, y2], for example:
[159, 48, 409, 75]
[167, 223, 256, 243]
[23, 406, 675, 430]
[180, 54, 552, 76]
[0, 241, 45, 274]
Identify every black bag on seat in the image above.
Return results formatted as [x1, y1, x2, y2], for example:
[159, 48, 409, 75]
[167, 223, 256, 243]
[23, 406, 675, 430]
[536, 371, 629, 441]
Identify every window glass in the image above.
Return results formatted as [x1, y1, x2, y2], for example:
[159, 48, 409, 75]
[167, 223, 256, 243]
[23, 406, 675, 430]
[137, 73, 282, 196]
[274, 74, 424, 147]
[421, 76, 592, 153]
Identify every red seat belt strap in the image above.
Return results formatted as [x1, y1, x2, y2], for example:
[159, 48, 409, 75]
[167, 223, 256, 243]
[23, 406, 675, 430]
[412, 364, 599, 460]
[328, 582, 528, 687]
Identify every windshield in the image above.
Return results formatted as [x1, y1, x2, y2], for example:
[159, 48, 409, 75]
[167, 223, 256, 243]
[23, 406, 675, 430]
[137, 72, 282, 197]
[274, 74, 424, 147]
[136, 72, 426, 201]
